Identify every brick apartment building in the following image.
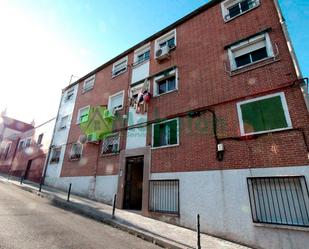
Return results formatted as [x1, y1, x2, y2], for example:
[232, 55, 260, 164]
[44, 0, 309, 248]
[0, 112, 55, 183]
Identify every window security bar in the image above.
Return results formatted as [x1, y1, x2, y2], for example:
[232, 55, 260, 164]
[247, 176, 309, 227]
[149, 179, 179, 214]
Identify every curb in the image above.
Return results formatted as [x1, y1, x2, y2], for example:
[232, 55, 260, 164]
[3, 180, 188, 249]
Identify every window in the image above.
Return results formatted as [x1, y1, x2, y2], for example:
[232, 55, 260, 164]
[247, 176, 309, 227]
[101, 133, 120, 155]
[112, 57, 128, 77]
[77, 106, 90, 124]
[69, 143, 83, 160]
[108, 91, 124, 112]
[154, 68, 178, 96]
[237, 92, 292, 136]
[155, 29, 176, 56]
[25, 138, 31, 147]
[18, 140, 25, 150]
[83, 75, 95, 92]
[149, 180, 179, 214]
[221, 0, 260, 21]
[59, 115, 69, 129]
[37, 134, 43, 145]
[0, 142, 11, 160]
[159, 37, 175, 49]
[228, 32, 274, 70]
[50, 147, 61, 164]
[133, 45, 151, 66]
[152, 118, 179, 148]
[137, 50, 150, 63]
[65, 88, 75, 102]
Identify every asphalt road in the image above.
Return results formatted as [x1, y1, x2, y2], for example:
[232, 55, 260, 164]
[0, 181, 160, 249]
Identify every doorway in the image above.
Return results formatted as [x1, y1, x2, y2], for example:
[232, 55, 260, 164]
[24, 160, 32, 180]
[123, 156, 144, 210]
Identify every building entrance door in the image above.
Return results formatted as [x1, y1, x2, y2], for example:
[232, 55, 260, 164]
[123, 156, 144, 210]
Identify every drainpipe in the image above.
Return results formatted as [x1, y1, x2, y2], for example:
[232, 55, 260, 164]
[273, 0, 309, 111]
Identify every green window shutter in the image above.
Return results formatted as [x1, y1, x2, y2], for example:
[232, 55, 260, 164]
[153, 124, 161, 147]
[168, 120, 178, 145]
[241, 96, 288, 134]
[260, 96, 287, 130]
[85, 108, 90, 122]
[241, 101, 265, 133]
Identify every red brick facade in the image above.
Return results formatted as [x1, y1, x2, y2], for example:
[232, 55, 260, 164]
[60, 0, 309, 178]
[0, 117, 54, 183]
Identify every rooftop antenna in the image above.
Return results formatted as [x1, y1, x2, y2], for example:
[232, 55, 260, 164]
[69, 75, 79, 85]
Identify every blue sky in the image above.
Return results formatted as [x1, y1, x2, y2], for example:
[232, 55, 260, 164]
[0, 0, 307, 124]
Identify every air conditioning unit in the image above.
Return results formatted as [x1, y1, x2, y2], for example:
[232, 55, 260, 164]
[103, 109, 115, 120]
[86, 133, 99, 143]
[155, 46, 170, 60]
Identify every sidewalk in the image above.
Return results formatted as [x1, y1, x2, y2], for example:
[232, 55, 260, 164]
[0, 174, 251, 249]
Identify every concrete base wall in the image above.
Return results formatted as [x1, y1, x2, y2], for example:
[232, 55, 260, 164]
[45, 175, 118, 204]
[151, 165, 309, 249]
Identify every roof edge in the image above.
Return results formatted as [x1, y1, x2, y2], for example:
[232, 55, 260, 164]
[63, 0, 221, 91]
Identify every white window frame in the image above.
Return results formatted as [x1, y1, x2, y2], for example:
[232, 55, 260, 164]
[0, 141, 12, 160]
[64, 88, 75, 102]
[154, 29, 177, 57]
[101, 133, 120, 155]
[69, 143, 83, 160]
[153, 68, 178, 97]
[221, 0, 260, 22]
[228, 32, 274, 70]
[108, 90, 125, 112]
[82, 75, 95, 92]
[37, 133, 44, 145]
[18, 139, 25, 150]
[112, 56, 128, 77]
[133, 43, 151, 67]
[76, 105, 90, 124]
[59, 115, 69, 130]
[151, 118, 180, 149]
[25, 137, 31, 147]
[237, 92, 292, 136]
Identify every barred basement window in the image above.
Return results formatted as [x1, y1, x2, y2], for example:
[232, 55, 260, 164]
[69, 143, 83, 160]
[102, 134, 120, 155]
[247, 176, 309, 227]
[149, 180, 179, 214]
[50, 147, 61, 164]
